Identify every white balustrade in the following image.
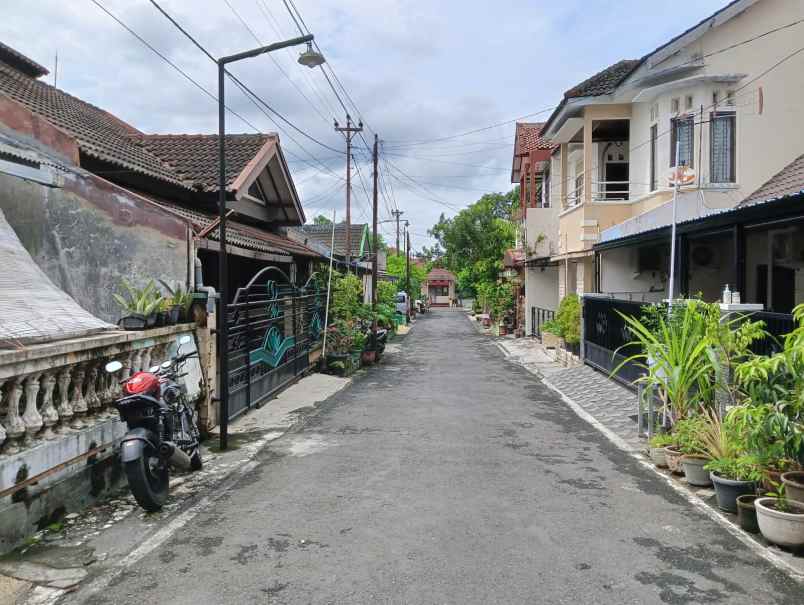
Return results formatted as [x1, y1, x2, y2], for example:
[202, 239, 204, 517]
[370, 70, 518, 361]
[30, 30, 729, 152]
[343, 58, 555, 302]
[0, 325, 195, 456]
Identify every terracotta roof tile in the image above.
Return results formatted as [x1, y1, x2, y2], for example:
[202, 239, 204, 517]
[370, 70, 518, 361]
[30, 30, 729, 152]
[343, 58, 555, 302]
[426, 267, 456, 281]
[148, 197, 320, 258]
[0, 62, 185, 187]
[514, 122, 554, 155]
[739, 153, 804, 208]
[130, 133, 273, 193]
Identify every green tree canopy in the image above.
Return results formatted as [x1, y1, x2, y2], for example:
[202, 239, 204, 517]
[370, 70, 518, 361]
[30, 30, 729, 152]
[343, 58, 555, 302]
[312, 215, 332, 225]
[428, 189, 518, 297]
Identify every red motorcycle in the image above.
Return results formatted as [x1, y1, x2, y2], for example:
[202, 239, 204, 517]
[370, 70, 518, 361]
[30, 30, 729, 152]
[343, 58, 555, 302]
[105, 336, 202, 512]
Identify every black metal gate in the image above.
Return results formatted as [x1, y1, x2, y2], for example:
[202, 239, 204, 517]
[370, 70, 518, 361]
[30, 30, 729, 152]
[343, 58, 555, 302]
[225, 267, 324, 420]
[583, 296, 645, 389]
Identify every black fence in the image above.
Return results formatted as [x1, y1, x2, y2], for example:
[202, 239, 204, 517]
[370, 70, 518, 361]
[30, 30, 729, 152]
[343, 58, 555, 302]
[582, 296, 646, 389]
[749, 310, 795, 356]
[530, 306, 555, 338]
[225, 267, 324, 421]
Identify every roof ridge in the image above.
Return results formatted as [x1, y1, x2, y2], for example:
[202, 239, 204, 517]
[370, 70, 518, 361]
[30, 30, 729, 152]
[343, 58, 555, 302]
[130, 132, 273, 139]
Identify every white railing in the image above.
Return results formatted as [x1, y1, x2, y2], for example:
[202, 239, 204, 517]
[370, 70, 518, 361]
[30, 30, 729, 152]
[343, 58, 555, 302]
[0, 325, 194, 456]
[592, 180, 633, 202]
[564, 171, 585, 209]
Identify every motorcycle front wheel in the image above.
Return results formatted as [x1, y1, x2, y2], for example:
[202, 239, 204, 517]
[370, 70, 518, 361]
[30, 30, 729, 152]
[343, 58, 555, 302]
[125, 453, 169, 512]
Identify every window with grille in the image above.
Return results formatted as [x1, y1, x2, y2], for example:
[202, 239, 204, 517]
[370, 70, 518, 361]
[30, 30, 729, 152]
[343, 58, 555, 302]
[710, 112, 736, 183]
[670, 116, 694, 167]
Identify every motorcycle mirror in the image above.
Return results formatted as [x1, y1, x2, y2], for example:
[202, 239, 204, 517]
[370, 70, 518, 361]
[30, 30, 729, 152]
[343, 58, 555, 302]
[161, 360, 172, 369]
[149, 365, 160, 373]
[105, 360, 123, 373]
[179, 335, 192, 345]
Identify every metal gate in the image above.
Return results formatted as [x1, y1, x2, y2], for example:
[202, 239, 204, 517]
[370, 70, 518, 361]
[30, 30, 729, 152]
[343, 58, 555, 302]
[583, 296, 645, 389]
[225, 267, 324, 420]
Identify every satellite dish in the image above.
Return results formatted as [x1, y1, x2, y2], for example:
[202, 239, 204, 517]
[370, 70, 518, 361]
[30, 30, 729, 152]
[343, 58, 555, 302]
[668, 165, 695, 187]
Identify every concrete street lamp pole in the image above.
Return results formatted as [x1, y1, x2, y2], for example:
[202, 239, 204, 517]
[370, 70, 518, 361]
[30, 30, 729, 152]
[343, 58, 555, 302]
[217, 35, 322, 451]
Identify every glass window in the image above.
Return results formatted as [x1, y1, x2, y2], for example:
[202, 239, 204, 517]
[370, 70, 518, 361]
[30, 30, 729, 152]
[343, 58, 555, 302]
[670, 116, 694, 168]
[710, 112, 736, 183]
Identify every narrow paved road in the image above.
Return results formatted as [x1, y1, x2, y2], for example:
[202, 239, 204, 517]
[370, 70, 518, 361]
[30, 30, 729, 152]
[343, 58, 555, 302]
[72, 310, 799, 604]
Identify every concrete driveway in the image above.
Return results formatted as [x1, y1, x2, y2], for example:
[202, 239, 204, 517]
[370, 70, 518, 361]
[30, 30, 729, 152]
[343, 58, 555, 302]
[65, 309, 800, 604]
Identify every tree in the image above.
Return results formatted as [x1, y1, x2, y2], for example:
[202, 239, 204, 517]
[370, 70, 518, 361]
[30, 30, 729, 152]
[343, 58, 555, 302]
[312, 215, 332, 225]
[386, 254, 427, 299]
[428, 189, 517, 297]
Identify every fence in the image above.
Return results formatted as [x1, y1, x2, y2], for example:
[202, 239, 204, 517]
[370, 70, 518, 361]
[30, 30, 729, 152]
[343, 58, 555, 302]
[225, 267, 323, 421]
[530, 306, 555, 338]
[582, 296, 646, 389]
[749, 310, 795, 356]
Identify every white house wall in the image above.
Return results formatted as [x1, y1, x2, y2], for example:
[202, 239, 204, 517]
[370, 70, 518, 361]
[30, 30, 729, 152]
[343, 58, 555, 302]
[599, 246, 666, 302]
[525, 265, 559, 334]
[624, 0, 804, 210]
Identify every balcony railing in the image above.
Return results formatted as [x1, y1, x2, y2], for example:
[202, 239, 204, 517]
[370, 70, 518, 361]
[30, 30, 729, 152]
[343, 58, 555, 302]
[592, 180, 633, 202]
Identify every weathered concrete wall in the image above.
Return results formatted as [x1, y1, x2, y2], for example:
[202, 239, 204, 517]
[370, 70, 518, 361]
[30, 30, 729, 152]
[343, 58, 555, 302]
[0, 170, 190, 323]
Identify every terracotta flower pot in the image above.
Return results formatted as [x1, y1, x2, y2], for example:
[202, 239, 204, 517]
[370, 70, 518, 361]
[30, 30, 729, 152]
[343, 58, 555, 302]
[664, 445, 684, 475]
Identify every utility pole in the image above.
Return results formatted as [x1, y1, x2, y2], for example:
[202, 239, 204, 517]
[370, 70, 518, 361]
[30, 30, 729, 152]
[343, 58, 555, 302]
[405, 220, 411, 301]
[391, 209, 404, 256]
[371, 133, 379, 350]
[334, 115, 363, 269]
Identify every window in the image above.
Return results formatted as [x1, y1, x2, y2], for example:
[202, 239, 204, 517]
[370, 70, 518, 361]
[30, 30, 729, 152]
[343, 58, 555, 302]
[542, 173, 551, 208]
[710, 112, 736, 183]
[671, 98, 680, 114]
[650, 103, 659, 122]
[670, 116, 694, 167]
[685, 95, 694, 111]
[712, 91, 719, 107]
[650, 124, 658, 191]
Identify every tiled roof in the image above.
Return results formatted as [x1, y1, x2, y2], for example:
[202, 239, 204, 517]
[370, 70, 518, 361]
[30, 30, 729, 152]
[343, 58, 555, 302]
[300, 223, 368, 258]
[0, 61, 185, 187]
[131, 134, 273, 193]
[149, 198, 320, 259]
[426, 267, 456, 281]
[0, 43, 275, 193]
[0, 41, 49, 78]
[564, 59, 642, 98]
[739, 154, 804, 208]
[514, 122, 553, 155]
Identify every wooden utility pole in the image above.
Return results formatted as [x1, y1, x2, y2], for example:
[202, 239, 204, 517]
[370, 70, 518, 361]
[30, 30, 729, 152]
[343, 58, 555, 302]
[391, 209, 404, 255]
[334, 115, 363, 269]
[371, 133, 379, 348]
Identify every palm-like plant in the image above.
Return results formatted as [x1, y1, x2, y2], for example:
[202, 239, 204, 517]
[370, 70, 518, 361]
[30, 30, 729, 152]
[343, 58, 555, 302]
[613, 302, 714, 423]
[113, 279, 163, 316]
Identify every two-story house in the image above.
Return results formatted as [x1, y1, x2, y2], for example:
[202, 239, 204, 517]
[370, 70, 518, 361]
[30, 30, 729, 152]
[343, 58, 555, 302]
[510, 122, 559, 336]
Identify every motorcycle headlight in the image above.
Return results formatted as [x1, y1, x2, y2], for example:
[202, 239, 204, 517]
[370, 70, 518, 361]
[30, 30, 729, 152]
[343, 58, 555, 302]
[163, 386, 179, 404]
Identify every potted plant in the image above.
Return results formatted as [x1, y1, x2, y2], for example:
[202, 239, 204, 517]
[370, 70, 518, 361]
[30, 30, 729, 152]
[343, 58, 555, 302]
[159, 281, 193, 323]
[736, 494, 761, 534]
[675, 415, 712, 486]
[541, 319, 562, 349]
[648, 432, 673, 468]
[664, 442, 685, 475]
[113, 279, 163, 330]
[781, 471, 804, 504]
[325, 320, 355, 376]
[706, 456, 761, 513]
[756, 485, 804, 548]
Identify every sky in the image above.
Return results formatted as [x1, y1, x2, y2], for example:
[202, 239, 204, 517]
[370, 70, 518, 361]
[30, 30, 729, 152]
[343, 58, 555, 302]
[3, 0, 728, 250]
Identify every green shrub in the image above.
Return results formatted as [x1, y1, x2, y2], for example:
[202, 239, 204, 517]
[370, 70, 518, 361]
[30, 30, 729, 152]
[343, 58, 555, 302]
[704, 455, 762, 482]
[648, 433, 674, 448]
[555, 294, 580, 344]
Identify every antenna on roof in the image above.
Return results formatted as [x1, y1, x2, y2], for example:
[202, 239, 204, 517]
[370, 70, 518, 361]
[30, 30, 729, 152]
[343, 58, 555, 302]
[53, 52, 58, 88]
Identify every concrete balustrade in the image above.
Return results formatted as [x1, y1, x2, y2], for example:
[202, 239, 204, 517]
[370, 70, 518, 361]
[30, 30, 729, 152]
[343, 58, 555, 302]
[0, 325, 196, 458]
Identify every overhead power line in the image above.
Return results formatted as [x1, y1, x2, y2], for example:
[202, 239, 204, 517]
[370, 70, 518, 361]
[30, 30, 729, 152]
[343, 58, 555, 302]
[147, 0, 344, 158]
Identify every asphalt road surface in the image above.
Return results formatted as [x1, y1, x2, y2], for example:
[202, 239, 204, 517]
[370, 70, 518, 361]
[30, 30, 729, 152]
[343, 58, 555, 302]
[67, 310, 801, 605]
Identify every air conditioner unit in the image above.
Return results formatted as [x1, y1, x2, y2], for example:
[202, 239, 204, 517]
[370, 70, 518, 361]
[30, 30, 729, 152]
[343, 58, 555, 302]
[690, 243, 720, 270]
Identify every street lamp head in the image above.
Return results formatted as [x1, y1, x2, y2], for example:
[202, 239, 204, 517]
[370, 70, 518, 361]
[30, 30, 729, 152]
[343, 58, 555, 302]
[298, 42, 325, 68]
